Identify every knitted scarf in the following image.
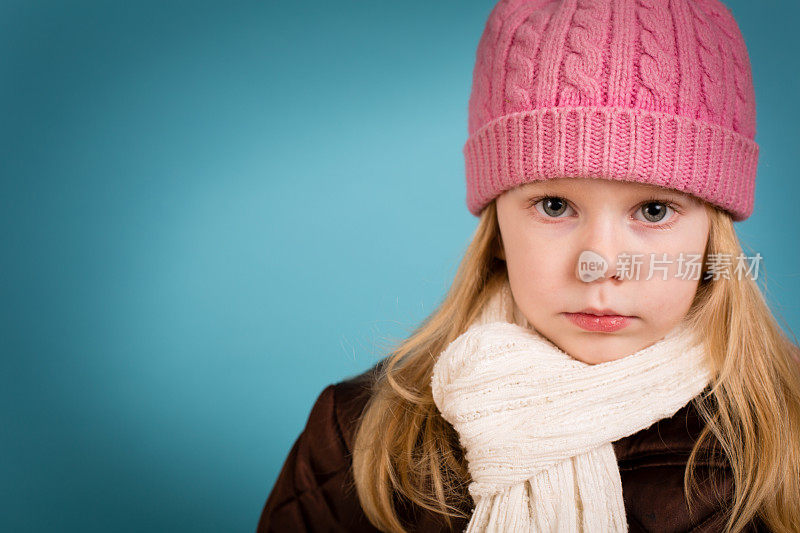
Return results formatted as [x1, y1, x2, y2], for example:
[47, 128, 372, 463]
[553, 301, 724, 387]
[431, 279, 714, 532]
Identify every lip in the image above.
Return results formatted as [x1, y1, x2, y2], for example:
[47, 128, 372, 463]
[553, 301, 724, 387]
[563, 308, 636, 332]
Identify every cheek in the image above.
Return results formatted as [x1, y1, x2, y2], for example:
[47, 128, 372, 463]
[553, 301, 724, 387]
[662, 231, 707, 258]
[630, 212, 709, 283]
[504, 231, 571, 295]
[638, 274, 699, 323]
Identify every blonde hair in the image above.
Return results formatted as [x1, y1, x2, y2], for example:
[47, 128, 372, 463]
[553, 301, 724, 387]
[351, 199, 800, 532]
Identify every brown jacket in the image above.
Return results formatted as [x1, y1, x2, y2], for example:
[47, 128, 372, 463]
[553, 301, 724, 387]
[257, 362, 770, 532]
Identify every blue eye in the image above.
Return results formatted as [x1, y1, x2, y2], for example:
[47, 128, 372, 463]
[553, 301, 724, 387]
[532, 197, 574, 218]
[639, 201, 670, 222]
[634, 198, 680, 228]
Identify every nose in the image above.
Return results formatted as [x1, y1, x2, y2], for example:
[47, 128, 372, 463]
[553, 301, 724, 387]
[575, 249, 623, 282]
[574, 217, 626, 283]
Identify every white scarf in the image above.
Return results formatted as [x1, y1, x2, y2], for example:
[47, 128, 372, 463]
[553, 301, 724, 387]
[430, 279, 714, 532]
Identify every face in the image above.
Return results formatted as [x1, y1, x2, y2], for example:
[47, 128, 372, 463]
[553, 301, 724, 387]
[495, 177, 710, 365]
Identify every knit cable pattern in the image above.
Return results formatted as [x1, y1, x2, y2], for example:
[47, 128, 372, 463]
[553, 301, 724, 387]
[463, 0, 759, 221]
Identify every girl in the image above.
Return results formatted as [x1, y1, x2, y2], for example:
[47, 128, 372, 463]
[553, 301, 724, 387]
[259, 0, 800, 531]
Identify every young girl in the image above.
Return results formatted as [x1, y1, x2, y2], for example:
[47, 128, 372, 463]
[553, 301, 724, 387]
[259, 0, 800, 531]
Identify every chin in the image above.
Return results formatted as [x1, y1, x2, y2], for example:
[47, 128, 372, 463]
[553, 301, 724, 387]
[558, 337, 636, 365]
[562, 349, 609, 365]
[585, 353, 627, 364]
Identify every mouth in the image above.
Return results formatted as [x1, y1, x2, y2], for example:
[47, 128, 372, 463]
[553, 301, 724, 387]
[562, 308, 636, 332]
[573, 307, 633, 317]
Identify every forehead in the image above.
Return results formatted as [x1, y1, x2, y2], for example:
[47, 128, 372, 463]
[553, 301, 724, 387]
[518, 177, 692, 200]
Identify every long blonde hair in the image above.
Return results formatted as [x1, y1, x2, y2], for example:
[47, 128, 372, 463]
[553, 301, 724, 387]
[351, 199, 800, 532]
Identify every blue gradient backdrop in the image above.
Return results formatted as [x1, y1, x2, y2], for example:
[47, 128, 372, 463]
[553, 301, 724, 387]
[2, 1, 798, 531]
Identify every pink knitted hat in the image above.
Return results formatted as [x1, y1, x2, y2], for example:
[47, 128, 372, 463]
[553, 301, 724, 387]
[464, 0, 759, 221]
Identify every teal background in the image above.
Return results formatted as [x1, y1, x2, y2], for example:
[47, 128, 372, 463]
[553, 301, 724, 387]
[2, 1, 797, 531]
